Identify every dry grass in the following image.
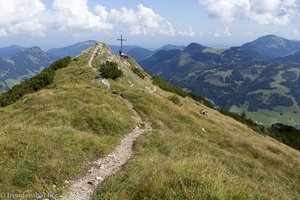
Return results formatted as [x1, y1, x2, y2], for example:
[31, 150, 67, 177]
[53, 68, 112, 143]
[0, 45, 136, 193]
[1, 44, 300, 200]
[93, 50, 300, 200]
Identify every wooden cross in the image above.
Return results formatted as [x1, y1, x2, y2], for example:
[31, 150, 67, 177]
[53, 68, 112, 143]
[117, 34, 127, 52]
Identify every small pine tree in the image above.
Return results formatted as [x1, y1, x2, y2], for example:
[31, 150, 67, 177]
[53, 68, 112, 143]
[100, 61, 123, 80]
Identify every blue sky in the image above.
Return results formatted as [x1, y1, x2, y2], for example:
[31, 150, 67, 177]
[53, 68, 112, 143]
[0, 0, 300, 50]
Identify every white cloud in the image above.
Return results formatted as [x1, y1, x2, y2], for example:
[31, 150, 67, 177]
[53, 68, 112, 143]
[244, 31, 254, 36]
[107, 4, 175, 36]
[109, 7, 138, 24]
[95, 5, 109, 21]
[135, 4, 175, 35]
[50, 0, 113, 30]
[0, 0, 46, 35]
[0, 28, 7, 37]
[178, 27, 196, 37]
[0, 0, 176, 37]
[214, 26, 232, 37]
[200, 0, 300, 25]
[200, 0, 249, 22]
[108, 7, 140, 34]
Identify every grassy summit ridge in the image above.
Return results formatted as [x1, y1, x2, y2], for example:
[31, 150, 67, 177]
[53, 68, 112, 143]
[0, 43, 299, 199]
[0, 44, 135, 194]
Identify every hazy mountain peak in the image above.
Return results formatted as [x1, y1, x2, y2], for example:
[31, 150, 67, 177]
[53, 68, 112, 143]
[155, 44, 185, 52]
[47, 40, 97, 57]
[184, 43, 206, 54]
[242, 34, 300, 58]
[26, 46, 42, 51]
[74, 40, 97, 46]
[0, 45, 25, 58]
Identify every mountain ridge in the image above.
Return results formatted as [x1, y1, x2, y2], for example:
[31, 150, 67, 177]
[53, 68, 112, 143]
[0, 43, 299, 199]
[0, 45, 24, 58]
[47, 40, 97, 57]
[140, 35, 300, 125]
[242, 34, 300, 58]
[0, 46, 58, 91]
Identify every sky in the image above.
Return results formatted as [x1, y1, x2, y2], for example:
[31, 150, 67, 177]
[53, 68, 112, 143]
[1, 0, 300, 50]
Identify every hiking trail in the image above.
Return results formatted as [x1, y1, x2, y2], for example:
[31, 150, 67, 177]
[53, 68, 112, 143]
[60, 44, 152, 200]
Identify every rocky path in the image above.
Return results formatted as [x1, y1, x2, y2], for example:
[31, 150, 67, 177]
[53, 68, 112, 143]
[88, 44, 99, 71]
[60, 44, 152, 200]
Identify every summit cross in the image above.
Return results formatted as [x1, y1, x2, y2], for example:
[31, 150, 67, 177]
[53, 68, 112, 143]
[117, 34, 127, 52]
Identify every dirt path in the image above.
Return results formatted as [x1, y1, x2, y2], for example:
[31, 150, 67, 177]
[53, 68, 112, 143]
[60, 44, 152, 200]
[88, 44, 99, 71]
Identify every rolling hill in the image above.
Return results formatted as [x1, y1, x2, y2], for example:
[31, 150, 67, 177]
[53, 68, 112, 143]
[0, 42, 299, 199]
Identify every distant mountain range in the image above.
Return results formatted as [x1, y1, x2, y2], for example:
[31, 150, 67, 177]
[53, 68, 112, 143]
[109, 45, 154, 62]
[48, 42, 161, 62]
[4, 35, 300, 125]
[47, 40, 97, 57]
[155, 44, 186, 52]
[0, 46, 58, 91]
[109, 44, 185, 62]
[0, 45, 25, 58]
[140, 35, 300, 125]
[0, 41, 185, 92]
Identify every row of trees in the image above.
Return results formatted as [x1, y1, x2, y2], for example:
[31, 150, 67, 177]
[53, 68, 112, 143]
[0, 56, 71, 107]
[269, 123, 300, 151]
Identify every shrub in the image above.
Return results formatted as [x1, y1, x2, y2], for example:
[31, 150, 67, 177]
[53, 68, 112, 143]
[131, 67, 145, 79]
[168, 95, 182, 105]
[100, 61, 123, 80]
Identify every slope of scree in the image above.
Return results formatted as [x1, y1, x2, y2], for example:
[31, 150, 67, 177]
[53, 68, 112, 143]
[0, 42, 300, 200]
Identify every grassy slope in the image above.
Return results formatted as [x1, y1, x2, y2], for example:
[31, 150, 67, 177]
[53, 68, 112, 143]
[0, 45, 135, 193]
[0, 44, 300, 199]
[93, 50, 300, 199]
